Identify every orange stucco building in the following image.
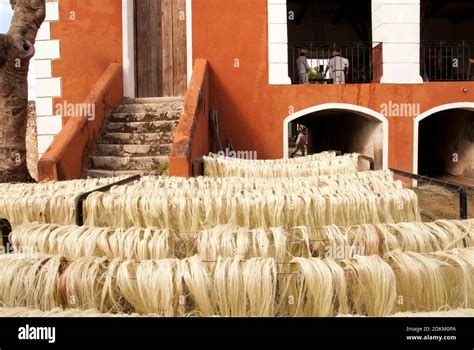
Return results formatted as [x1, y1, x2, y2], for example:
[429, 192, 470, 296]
[34, 0, 474, 180]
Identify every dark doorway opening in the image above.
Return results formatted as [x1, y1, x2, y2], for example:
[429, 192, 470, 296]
[289, 109, 385, 170]
[418, 109, 474, 181]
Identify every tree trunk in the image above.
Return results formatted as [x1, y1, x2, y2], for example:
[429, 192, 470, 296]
[0, 0, 45, 183]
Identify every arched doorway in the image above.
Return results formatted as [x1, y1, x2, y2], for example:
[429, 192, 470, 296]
[283, 104, 389, 169]
[414, 103, 474, 182]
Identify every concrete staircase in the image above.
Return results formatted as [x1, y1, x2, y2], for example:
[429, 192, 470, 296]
[85, 97, 184, 178]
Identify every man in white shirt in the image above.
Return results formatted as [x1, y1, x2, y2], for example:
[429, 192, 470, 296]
[296, 49, 310, 84]
[325, 50, 349, 84]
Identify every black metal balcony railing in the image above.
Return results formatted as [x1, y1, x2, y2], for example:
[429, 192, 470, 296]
[421, 41, 474, 82]
[289, 41, 383, 85]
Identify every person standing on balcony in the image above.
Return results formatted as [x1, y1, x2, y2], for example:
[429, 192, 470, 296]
[296, 49, 310, 84]
[291, 128, 307, 158]
[325, 50, 349, 84]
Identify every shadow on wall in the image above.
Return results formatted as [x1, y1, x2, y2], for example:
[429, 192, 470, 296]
[419, 109, 474, 179]
[291, 110, 384, 170]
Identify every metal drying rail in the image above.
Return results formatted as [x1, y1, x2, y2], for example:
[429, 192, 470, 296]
[390, 168, 468, 220]
[74, 175, 141, 226]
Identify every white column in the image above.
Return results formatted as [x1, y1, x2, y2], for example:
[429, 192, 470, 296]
[122, 0, 136, 98]
[34, 1, 62, 158]
[186, 0, 193, 85]
[372, 0, 423, 84]
[268, 0, 291, 85]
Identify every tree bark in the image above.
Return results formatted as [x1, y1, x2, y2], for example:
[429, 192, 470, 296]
[0, 0, 45, 183]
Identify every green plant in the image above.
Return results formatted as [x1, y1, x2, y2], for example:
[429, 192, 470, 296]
[308, 67, 324, 83]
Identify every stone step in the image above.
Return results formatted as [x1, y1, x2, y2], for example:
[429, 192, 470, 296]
[84, 169, 161, 178]
[123, 97, 184, 104]
[115, 102, 184, 114]
[106, 120, 179, 133]
[94, 144, 172, 157]
[91, 156, 169, 172]
[110, 111, 181, 123]
[101, 132, 175, 145]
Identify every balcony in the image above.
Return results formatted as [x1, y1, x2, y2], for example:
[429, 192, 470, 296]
[289, 41, 383, 85]
[421, 41, 474, 82]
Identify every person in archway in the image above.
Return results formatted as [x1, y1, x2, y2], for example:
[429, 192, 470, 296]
[291, 128, 307, 158]
[325, 50, 349, 84]
[296, 49, 310, 84]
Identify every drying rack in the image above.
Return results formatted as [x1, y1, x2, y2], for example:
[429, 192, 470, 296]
[0, 157, 469, 251]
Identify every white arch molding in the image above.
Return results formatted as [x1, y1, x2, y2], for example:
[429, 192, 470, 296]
[413, 102, 474, 175]
[283, 103, 390, 169]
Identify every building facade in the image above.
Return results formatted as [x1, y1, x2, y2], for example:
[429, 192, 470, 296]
[34, 0, 474, 179]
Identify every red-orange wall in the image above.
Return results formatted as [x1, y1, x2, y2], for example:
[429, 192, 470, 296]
[191, 0, 474, 172]
[51, 0, 122, 123]
[49, 0, 473, 174]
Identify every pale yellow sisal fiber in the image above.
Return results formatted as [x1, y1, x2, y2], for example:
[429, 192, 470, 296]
[99, 258, 127, 313]
[242, 258, 278, 317]
[428, 248, 474, 308]
[108, 177, 401, 198]
[342, 255, 397, 317]
[116, 259, 184, 316]
[211, 256, 246, 317]
[109, 176, 403, 197]
[179, 255, 214, 316]
[203, 153, 359, 178]
[385, 250, 448, 313]
[2, 304, 474, 319]
[0, 307, 148, 317]
[0, 249, 474, 316]
[0, 170, 401, 227]
[10, 223, 311, 262]
[111, 170, 397, 194]
[0, 177, 126, 194]
[325, 258, 350, 315]
[196, 226, 311, 261]
[287, 257, 335, 317]
[0, 192, 78, 226]
[83, 188, 420, 231]
[11, 220, 474, 263]
[390, 308, 474, 317]
[58, 256, 112, 311]
[10, 223, 176, 261]
[0, 255, 64, 310]
[309, 219, 474, 258]
[339, 308, 474, 317]
[206, 151, 338, 164]
[0, 177, 128, 226]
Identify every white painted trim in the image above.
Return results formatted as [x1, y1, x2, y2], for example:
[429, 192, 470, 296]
[283, 103, 389, 168]
[267, 0, 291, 85]
[412, 102, 474, 175]
[35, 1, 62, 158]
[45, 2, 59, 22]
[186, 0, 193, 85]
[34, 40, 60, 60]
[122, 0, 136, 98]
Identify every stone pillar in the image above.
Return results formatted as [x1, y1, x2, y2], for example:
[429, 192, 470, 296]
[268, 0, 291, 84]
[372, 0, 423, 84]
